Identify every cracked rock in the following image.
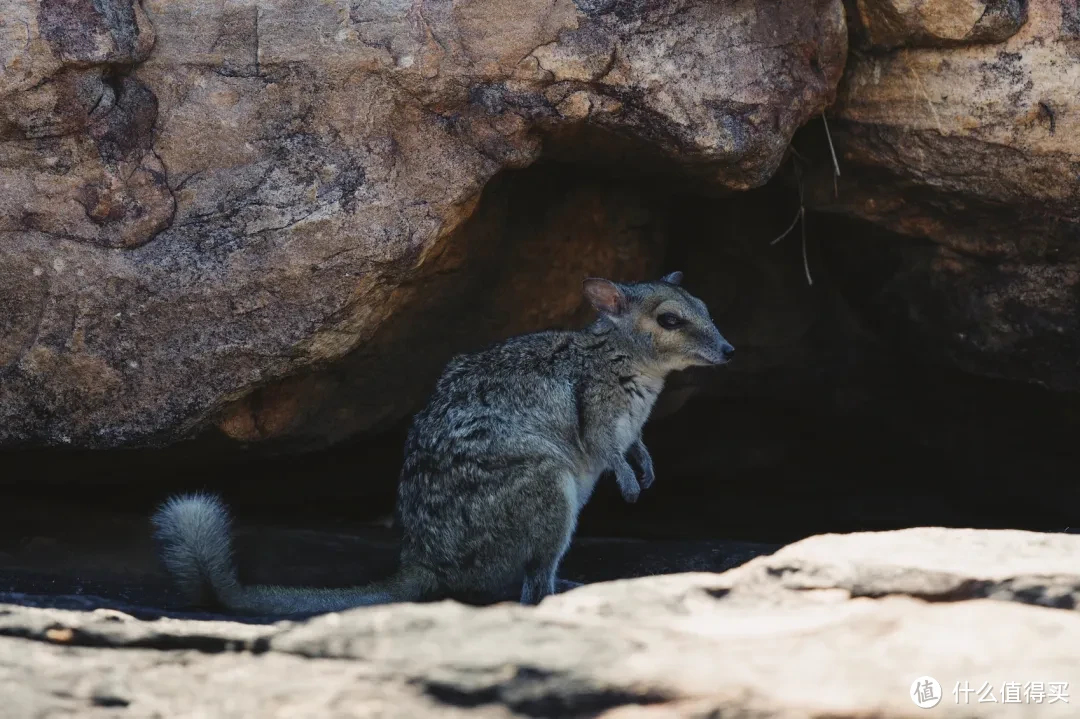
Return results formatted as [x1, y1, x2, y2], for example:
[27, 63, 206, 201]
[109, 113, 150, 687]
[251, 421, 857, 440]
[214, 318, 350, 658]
[806, 0, 1080, 393]
[0, 0, 845, 449]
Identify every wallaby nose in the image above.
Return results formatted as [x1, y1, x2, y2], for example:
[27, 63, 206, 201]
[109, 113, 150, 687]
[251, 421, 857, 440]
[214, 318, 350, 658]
[721, 343, 735, 360]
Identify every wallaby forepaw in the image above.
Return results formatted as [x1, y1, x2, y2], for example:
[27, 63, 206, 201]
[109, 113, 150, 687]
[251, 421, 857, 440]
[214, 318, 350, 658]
[638, 463, 655, 490]
[628, 440, 655, 490]
[614, 459, 642, 502]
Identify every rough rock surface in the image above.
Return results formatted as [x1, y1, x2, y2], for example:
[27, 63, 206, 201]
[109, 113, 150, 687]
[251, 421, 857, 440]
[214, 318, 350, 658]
[844, 0, 1029, 50]
[0, 0, 846, 448]
[214, 168, 669, 448]
[3, 527, 1079, 717]
[808, 0, 1080, 391]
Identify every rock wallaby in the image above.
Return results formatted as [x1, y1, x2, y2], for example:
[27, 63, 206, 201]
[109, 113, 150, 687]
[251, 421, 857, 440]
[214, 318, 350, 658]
[152, 272, 734, 614]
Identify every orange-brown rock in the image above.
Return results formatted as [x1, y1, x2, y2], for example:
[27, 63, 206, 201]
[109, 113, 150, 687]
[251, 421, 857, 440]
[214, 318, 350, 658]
[0, 0, 846, 448]
[807, 0, 1080, 391]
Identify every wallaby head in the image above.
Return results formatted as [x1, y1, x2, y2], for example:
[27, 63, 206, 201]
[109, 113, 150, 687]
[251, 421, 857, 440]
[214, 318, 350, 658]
[582, 271, 734, 372]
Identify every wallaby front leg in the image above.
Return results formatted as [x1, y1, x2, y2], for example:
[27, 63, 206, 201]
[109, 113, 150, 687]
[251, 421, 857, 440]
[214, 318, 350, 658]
[612, 454, 641, 503]
[627, 436, 655, 490]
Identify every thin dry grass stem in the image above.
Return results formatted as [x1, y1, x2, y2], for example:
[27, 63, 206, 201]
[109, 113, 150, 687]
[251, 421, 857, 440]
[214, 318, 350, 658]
[769, 169, 813, 286]
[821, 112, 841, 198]
[821, 112, 840, 178]
[771, 206, 804, 246]
[800, 194, 812, 286]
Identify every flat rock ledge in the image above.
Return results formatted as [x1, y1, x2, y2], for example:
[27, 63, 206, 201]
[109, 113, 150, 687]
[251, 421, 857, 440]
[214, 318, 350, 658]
[4, 527, 1080, 718]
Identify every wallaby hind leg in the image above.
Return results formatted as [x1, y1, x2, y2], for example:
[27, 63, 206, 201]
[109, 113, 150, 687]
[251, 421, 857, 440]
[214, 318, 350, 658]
[522, 560, 557, 605]
[555, 578, 583, 593]
[520, 476, 578, 605]
[522, 559, 582, 603]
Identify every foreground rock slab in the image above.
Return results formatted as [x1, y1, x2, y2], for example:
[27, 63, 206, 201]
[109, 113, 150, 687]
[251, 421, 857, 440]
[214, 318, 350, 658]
[3, 527, 1078, 717]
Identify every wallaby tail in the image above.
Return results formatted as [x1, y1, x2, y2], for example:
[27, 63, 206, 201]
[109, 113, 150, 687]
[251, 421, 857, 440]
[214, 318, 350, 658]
[150, 492, 436, 616]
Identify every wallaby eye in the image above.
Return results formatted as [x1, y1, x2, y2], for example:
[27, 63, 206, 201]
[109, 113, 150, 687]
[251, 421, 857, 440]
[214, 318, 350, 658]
[656, 313, 685, 330]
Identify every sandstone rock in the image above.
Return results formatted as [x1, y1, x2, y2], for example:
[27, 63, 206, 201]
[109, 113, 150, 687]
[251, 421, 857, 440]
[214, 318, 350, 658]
[711, 526, 1080, 608]
[2, 527, 1078, 717]
[806, 0, 1080, 391]
[0, 0, 846, 449]
[845, 0, 1028, 50]
[214, 168, 668, 448]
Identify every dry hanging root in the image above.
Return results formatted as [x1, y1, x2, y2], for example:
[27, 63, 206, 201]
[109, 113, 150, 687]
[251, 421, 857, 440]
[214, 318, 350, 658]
[821, 112, 840, 197]
[770, 166, 813, 287]
[770, 114, 843, 286]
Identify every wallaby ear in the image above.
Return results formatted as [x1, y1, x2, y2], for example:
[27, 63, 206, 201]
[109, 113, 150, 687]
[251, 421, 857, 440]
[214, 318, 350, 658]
[582, 277, 628, 316]
[661, 271, 683, 286]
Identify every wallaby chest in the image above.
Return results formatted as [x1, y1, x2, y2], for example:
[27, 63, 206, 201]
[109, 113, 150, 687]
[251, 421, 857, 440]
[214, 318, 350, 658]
[612, 374, 663, 452]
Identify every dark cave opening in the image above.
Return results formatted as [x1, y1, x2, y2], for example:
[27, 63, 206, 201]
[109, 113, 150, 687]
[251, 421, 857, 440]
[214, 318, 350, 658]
[2, 142, 1079, 610]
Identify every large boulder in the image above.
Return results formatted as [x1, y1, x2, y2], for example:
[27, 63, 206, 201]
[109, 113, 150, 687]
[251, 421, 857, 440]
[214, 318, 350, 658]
[807, 0, 1080, 390]
[3, 527, 1079, 717]
[0, 0, 847, 448]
